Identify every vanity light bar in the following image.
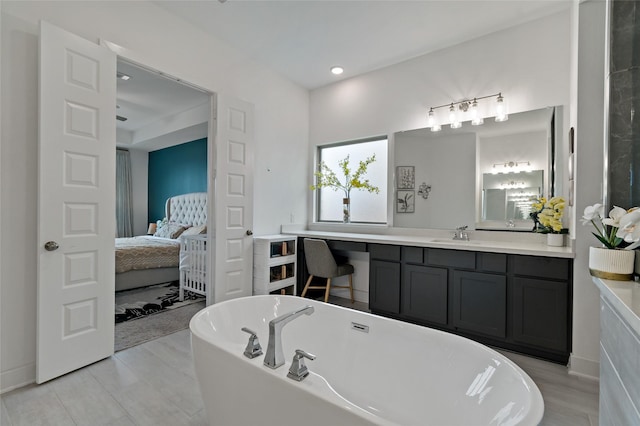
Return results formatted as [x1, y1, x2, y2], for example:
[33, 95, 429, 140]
[427, 92, 507, 131]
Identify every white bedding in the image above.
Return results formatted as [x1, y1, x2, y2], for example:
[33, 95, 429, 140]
[115, 236, 181, 274]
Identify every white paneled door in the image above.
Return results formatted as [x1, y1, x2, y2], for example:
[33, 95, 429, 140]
[37, 21, 116, 383]
[213, 95, 254, 303]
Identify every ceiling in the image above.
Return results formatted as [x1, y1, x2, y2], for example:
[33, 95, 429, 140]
[155, 0, 572, 90]
[118, 0, 571, 150]
[116, 60, 210, 151]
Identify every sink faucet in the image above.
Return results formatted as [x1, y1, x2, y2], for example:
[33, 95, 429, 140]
[453, 225, 469, 241]
[264, 305, 314, 369]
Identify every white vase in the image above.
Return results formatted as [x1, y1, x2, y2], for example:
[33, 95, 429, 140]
[547, 234, 564, 247]
[589, 247, 635, 281]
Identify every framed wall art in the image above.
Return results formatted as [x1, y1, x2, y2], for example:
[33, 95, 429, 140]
[396, 166, 415, 189]
[396, 190, 415, 213]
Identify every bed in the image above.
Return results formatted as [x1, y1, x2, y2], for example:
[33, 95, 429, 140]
[115, 192, 208, 292]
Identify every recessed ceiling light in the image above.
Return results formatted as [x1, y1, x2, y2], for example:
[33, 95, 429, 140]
[330, 66, 344, 75]
[117, 72, 131, 81]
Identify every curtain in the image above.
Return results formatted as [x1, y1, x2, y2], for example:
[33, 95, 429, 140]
[116, 149, 133, 237]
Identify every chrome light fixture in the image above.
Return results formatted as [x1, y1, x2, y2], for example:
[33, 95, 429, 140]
[495, 93, 508, 122]
[426, 92, 507, 130]
[427, 108, 441, 132]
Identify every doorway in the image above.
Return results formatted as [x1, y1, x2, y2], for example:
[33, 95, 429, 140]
[114, 59, 212, 351]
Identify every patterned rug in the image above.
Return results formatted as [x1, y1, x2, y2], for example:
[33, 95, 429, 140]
[115, 282, 205, 351]
[115, 281, 203, 323]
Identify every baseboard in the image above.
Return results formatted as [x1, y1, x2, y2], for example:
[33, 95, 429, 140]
[329, 287, 368, 304]
[1, 363, 36, 394]
[568, 354, 600, 381]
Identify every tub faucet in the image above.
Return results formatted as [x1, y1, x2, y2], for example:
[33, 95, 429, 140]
[264, 305, 314, 369]
[287, 349, 316, 381]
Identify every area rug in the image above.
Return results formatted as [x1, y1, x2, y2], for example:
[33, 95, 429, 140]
[114, 282, 205, 351]
[115, 281, 201, 323]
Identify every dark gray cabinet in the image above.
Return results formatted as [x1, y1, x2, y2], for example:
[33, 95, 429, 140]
[369, 244, 401, 314]
[512, 277, 569, 352]
[370, 260, 401, 314]
[452, 271, 507, 338]
[401, 264, 448, 325]
[367, 244, 571, 364]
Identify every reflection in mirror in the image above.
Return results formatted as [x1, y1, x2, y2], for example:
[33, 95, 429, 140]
[393, 106, 561, 231]
[482, 170, 543, 222]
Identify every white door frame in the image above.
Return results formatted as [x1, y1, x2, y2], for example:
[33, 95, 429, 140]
[100, 40, 254, 307]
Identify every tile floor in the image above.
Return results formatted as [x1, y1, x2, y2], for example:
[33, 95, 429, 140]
[1, 297, 599, 426]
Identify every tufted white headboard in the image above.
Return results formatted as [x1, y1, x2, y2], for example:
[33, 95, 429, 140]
[165, 192, 207, 227]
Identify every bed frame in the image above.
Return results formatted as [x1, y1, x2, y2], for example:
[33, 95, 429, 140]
[115, 192, 208, 292]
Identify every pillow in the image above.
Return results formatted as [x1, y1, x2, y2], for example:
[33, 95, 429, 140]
[154, 222, 188, 239]
[181, 224, 207, 236]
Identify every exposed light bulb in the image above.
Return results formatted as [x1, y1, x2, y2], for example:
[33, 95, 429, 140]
[495, 93, 508, 122]
[427, 108, 437, 129]
[430, 123, 442, 132]
[449, 103, 461, 129]
[470, 98, 484, 126]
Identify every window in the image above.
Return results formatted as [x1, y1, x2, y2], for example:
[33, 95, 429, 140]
[315, 137, 388, 223]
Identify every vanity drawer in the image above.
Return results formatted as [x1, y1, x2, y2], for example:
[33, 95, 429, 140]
[477, 253, 507, 273]
[327, 240, 367, 252]
[369, 244, 401, 261]
[511, 255, 570, 281]
[426, 249, 476, 269]
[401, 246, 424, 264]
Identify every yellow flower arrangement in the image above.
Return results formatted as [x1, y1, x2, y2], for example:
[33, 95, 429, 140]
[530, 196, 568, 234]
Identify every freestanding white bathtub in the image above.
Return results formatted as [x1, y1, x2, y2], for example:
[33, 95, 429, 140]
[190, 295, 544, 426]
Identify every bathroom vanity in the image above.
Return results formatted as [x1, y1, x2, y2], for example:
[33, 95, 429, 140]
[291, 230, 573, 364]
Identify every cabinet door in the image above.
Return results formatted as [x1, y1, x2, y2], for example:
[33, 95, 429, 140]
[369, 259, 400, 314]
[512, 277, 569, 352]
[453, 271, 506, 338]
[401, 264, 448, 325]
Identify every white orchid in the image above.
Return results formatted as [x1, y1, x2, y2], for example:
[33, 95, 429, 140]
[602, 206, 627, 227]
[580, 203, 604, 225]
[583, 203, 640, 249]
[616, 208, 640, 250]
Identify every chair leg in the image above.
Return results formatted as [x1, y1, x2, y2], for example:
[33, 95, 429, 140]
[324, 278, 332, 303]
[301, 275, 314, 298]
[348, 274, 354, 303]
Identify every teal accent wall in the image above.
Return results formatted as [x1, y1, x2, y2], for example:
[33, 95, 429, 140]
[148, 138, 207, 223]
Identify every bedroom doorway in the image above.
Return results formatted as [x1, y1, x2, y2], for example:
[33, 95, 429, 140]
[37, 22, 255, 382]
[114, 58, 212, 351]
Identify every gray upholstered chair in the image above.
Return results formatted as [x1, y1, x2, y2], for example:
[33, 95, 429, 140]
[301, 238, 354, 303]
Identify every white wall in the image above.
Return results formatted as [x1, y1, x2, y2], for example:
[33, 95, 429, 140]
[309, 9, 605, 379]
[309, 11, 571, 147]
[0, 1, 309, 392]
[570, 0, 607, 379]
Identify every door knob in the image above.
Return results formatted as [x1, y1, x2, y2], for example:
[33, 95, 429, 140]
[246, 230, 253, 236]
[44, 241, 59, 251]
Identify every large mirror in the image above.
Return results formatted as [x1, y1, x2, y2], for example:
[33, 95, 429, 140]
[393, 106, 562, 231]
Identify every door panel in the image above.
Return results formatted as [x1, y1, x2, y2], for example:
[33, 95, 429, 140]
[401, 264, 448, 325]
[369, 260, 400, 314]
[38, 21, 116, 383]
[213, 95, 254, 303]
[452, 270, 506, 338]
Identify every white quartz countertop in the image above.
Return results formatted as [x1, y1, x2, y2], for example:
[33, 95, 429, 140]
[593, 277, 640, 335]
[282, 229, 575, 258]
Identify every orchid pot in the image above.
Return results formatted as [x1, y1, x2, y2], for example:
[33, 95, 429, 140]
[588, 247, 635, 281]
[546, 233, 564, 247]
[582, 203, 640, 281]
